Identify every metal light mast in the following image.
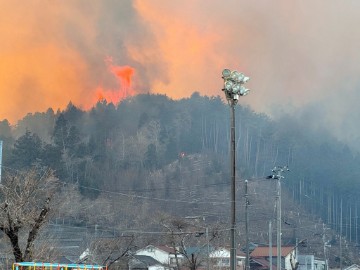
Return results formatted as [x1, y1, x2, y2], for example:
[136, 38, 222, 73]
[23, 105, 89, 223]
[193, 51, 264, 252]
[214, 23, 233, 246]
[221, 69, 250, 270]
[245, 179, 250, 270]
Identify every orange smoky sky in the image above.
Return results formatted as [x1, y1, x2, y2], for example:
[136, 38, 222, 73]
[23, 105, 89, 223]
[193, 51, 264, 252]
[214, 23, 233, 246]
[0, 1, 142, 123]
[2, 0, 360, 147]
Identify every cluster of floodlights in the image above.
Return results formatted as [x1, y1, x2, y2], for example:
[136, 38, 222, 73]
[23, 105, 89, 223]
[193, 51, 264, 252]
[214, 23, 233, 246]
[222, 69, 250, 101]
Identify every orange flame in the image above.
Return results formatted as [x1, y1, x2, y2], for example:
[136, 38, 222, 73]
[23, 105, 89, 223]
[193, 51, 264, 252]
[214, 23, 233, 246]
[94, 59, 136, 105]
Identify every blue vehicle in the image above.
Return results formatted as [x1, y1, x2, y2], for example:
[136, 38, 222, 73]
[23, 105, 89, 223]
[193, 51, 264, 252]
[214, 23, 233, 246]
[12, 262, 105, 270]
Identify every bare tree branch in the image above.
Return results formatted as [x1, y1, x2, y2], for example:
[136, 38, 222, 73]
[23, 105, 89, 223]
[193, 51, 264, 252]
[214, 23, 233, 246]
[0, 168, 59, 262]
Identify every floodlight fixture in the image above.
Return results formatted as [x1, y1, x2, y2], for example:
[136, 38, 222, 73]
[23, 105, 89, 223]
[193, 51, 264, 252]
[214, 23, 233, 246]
[221, 69, 250, 101]
[232, 84, 240, 94]
[231, 70, 240, 81]
[239, 86, 250, 96]
[225, 80, 234, 91]
[237, 73, 245, 82]
[242, 76, 250, 83]
[222, 69, 231, 79]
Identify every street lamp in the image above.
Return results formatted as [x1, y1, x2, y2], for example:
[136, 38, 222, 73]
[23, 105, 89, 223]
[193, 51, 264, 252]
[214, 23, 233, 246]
[221, 69, 250, 270]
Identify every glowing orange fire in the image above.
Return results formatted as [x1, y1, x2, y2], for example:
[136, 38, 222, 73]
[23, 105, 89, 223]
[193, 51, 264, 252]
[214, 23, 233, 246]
[94, 59, 136, 105]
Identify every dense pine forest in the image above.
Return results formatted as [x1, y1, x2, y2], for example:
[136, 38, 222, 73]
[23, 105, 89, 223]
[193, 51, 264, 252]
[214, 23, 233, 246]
[1, 92, 360, 266]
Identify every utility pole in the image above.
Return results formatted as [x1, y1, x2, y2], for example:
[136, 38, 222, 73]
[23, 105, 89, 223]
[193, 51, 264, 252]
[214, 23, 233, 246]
[245, 180, 250, 270]
[185, 216, 210, 270]
[350, 205, 352, 242]
[0, 140, 3, 183]
[323, 223, 328, 270]
[356, 204, 358, 245]
[268, 166, 289, 270]
[277, 172, 282, 270]
[340, 198, 343, 270]
[269, 221, 273, 270]
[221, 69, 250, 270]
[206, 226, 209, 270]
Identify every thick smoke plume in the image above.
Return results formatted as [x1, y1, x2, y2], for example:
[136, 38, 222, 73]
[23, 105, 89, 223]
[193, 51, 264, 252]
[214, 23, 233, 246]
[1, 1, 360, 147]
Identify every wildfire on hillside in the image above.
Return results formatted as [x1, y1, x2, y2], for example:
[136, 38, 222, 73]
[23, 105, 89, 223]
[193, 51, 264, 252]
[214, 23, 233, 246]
[94, 58, 136, 105]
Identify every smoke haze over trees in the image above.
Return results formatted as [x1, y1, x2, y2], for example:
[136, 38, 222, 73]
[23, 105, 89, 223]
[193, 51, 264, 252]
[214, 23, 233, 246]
[3, 0, 360, 267]
[0, 93, 360, 266]
[3, 1, 360, 154]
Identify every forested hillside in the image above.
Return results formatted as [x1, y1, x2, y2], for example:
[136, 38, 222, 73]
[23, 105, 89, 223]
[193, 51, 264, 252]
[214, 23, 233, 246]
[1, 93, 360, 266]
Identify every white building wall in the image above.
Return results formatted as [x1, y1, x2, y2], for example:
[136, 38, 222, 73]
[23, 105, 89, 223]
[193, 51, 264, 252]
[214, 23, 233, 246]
[209, 248, 245, 268]
[149, 265, 166, 270]
[298, 255, 325, 270]
[284, 250, 297, 270]
[136, 246, 170, 265]
[210, 248, 231, 258]
[284, 254, 292, 270]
